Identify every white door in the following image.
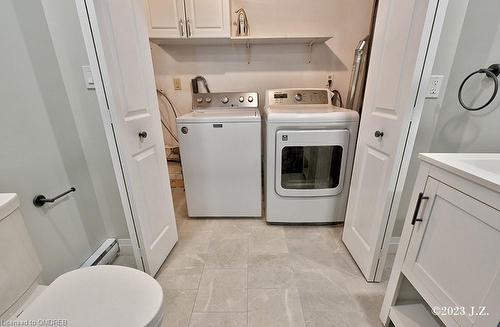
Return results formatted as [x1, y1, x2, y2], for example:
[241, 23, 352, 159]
[80, 0, 178, 276]
[144, 0, 186, 38]
[184, 0, 230, 38]
[342, 0, 438, 281]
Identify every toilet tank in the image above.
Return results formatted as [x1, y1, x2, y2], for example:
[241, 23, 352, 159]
[0, 194, 42, 317]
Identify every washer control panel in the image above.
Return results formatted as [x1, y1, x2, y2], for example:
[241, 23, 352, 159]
[269, 89, 329, 105]
[192, 92, 258, 109]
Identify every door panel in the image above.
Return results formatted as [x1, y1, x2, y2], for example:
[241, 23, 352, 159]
[343, 0, 438, 281]
[84, 0, 178, 275]
[347, 146, 391, 254]
[184, 0, 230, 37]
[275, 129, 349, 197]
[177, 122, 261, 216]
[403, 179, 500, 326]
[144, 0, 184, 38]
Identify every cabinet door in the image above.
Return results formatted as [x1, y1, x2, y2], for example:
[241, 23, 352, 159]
[184, 0, 230, 38]
[403, 178, 500, 326]
[144, 0, 186, 38]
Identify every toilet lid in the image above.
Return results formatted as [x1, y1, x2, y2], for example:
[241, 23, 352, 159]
[19, 266, 163, 327]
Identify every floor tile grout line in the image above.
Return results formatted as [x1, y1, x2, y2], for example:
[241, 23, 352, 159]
[186, 231, 208, 326]
[167, 190, 388, 326]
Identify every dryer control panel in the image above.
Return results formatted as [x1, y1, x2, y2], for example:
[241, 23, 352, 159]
[269, 89, 329, 105]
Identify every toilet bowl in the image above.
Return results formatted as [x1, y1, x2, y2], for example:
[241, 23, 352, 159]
[0, 194, 164, 326]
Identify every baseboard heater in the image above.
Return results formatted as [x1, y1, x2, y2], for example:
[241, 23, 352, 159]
[81, 238, 119, 267]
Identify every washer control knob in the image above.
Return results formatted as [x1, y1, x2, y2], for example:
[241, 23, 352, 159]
[294, 93, 303, 102]
[196, 97, 203, 104]
[248, 96, 254, 102]
[205, 97, 212, 103]
[221, 96, 229, 104]
[239, 96, 245, 103]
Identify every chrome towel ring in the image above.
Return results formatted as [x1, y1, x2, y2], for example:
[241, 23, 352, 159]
[458, 64, 500, 111]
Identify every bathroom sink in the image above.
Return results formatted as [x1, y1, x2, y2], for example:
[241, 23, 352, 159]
[419, 153, 500, 192]
[458, 157, 500, 175]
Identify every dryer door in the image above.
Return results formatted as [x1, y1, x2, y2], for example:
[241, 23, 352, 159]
[275, 129, 349, 197]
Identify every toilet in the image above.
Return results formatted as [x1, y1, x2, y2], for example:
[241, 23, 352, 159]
[0, 193, 164, 326]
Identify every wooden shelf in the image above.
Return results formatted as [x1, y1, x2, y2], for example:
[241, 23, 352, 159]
[150, 35, 332, 46]
[230, 35, 332, 45]
[389, 304, 443, 327]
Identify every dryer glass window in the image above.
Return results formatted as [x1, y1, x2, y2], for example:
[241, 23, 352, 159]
[281, 146, 343, 190]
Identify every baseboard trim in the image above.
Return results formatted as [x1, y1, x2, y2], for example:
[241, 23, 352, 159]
[118, 238, 133, 256]
[81, 238, 118, 267]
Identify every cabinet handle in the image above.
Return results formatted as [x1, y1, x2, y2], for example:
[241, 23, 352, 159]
[186, 18, 191, 37]
[179, 19, 184, 37]
[411, 192, 429, 225]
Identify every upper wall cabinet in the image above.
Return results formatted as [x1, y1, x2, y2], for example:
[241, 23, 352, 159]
[145, 0, 184, 38]
[184, 0, 230, 37]
[144, 0, 230, 39]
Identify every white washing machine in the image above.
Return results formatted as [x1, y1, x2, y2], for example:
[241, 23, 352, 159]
[176, 92, 261, 217]
[263, 89, 359, 223]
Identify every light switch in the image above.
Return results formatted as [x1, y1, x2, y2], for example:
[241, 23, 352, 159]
[82, 65, 95, 89]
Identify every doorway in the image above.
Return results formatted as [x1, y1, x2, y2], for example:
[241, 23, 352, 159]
[392, 0, 500, 249]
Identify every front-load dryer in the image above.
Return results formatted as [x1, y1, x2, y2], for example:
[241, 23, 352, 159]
[263, 88, 359, 223]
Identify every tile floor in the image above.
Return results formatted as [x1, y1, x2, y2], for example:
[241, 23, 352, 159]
[156, 189, 390, 327]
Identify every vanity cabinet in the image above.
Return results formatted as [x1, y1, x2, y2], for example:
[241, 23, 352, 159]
[381, 154, 500, 327]
[144, 0, 230, 39]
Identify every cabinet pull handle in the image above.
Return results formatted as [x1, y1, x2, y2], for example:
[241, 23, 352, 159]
[411, 192, 429, 225]
[186, 18, 191, 37]
[179, 19, 184, 37]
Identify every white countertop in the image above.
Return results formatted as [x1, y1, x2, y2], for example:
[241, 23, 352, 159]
[419, 153, 500, 193]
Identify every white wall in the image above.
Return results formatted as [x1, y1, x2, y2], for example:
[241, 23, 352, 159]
[393, 0, 500, 236]
[0, 0, 128, 282]
[41, 0, 129, 239]
[430, 0, 500, 152]
[151, 0, 375, 147]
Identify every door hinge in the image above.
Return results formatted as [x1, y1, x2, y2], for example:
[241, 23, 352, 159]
[106, 109, 113, 124]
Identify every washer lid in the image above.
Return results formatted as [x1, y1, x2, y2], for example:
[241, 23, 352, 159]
[0, 193, 19, 221]
[176, 109, 261, 124]
[19, 266, 163, 327]
[265, 106, 359, 123]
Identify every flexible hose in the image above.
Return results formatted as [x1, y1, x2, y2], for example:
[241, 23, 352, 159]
[331, 89, 343, 108]
[156, 89, 179, 117]
[192, 76, 210, 93]
[156, 89, 179, 143]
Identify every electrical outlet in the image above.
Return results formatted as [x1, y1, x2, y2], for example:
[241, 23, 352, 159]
[326, 73, 334, 88]
[426, 75, 444, 98]
[173, 78, 182, 90]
